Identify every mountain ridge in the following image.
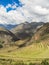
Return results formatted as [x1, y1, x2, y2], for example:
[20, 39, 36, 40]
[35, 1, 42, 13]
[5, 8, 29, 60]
[0, 27, 19, 48]
[0, 24, 17, 30]
[11, 22, 44, 40]
[0, 22, 49, 48]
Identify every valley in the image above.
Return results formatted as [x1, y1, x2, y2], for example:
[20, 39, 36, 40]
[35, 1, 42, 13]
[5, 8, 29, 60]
[0, 22, 49, 65]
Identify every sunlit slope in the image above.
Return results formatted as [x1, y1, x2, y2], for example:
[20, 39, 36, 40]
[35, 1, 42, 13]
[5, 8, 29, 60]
[33, 23, 49, 43]
[0, 42, 49, 61]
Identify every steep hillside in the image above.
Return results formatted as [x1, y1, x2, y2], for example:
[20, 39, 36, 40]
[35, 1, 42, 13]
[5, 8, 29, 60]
[33, 23, 49, 43]
[0, 27, 19, 48]
[11, 22, 44, 40]
[13, 22, 49, 48]
[10, 22, 44, 47]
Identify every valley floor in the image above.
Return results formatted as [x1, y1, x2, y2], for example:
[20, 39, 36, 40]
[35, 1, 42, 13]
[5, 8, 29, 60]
[0, 43, 49, 65]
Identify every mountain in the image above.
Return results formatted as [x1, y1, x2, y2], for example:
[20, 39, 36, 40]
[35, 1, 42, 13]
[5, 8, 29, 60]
[11, 22, 44, 40]
[15, 22, 49, 48]
[0, 22, 49, 62]
[0, 24, 17, 30]
[0, 27, 19, 48]
[0, 22, 49, 48]
[33, 23, 49, 43]
[10, 22, 44, 47]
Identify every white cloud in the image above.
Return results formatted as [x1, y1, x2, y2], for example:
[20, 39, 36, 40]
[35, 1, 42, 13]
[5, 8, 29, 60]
[6, 3, 17, 9]
[34, 6, 49, 15]
[6, 4, 12, 8]
[0, 5, 26, 24]
[19, 0, 49, 22]
[0, 0, 49, 24]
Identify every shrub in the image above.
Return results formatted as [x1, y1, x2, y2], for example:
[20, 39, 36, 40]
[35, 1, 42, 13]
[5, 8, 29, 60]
[14, 61, 26, 65]
[0, 44, 3, 48]
[29, 62, 35, 65]
[41, 60, 49, 65]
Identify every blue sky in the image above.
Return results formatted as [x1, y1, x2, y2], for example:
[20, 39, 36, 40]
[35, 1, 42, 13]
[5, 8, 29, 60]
[0, 0, 22, 11]
[0, 0, 49, 24]
[0, 0, 21, 6]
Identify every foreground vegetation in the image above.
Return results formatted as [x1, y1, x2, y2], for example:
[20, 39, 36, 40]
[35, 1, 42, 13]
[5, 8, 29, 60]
[0, 58, 49, 65]
[0, 41, 49, 65]
[0, 44, 49, 65]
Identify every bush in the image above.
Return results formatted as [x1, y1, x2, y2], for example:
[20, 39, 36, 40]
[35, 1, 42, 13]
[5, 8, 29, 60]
[29, 62, 35, 65]
[14, 61, 26, 65]
[0, 44, 3, 48]
[41, 60, 49, 65]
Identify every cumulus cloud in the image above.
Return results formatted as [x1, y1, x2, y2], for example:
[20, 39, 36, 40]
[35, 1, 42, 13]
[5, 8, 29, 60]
[0, 5, 26, 24]
[6, 3, 18, 9]
[34, 6, 49, 15]
[0, 0, 49, 24]
[19, 0, 49, 22]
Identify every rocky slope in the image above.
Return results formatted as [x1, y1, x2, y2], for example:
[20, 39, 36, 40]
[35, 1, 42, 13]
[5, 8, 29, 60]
[33, 23, 49, 43]
[0, 27, 19, 48]
[11, 22, 44, 40]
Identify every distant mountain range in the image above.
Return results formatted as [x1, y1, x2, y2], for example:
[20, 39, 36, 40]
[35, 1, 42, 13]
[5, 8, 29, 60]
[0, 22, 44, 30]
[0, 24, 17, 30]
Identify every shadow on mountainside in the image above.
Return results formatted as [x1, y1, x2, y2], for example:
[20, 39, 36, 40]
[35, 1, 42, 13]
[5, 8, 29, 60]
[18, 34, 33, 48]
[0, 30, 20, 42]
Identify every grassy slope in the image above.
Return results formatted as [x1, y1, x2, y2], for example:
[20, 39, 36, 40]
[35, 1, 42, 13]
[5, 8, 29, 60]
[0, 41, 49, 63]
